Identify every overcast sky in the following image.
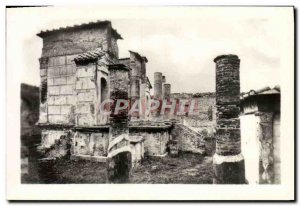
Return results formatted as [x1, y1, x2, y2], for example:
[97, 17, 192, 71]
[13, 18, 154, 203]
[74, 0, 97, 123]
[7, 7, 291, 93]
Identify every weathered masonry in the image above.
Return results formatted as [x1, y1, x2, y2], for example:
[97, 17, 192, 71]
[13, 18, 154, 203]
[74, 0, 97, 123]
[34, 20, 280, 184]
[37, 20, 207, 165]
[213, 55, 245, 184]
[240, 86, 281, 184]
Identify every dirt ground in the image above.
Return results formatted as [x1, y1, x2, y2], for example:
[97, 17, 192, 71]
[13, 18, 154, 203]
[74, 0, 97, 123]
[22, 151, 213, 184]
[131, 152, 213, 184]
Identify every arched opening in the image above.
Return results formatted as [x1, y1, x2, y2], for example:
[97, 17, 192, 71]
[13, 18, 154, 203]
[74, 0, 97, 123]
[107, 151, 132, 183]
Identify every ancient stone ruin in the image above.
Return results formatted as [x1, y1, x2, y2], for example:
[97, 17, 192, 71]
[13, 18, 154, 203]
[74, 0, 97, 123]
[34, 20, 280, 184]
[213, 55, 245, 184]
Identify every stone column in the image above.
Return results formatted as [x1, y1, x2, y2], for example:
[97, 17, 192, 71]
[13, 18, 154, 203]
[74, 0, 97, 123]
[163, 84, 171, 119]
[107, 64, 131, 183]
[162, 75, 166, 97]
[153, 72, 163, 119]
[154, 72, 163, 99]
[163, 84, 171, 99]
[213, 54, 245, 184]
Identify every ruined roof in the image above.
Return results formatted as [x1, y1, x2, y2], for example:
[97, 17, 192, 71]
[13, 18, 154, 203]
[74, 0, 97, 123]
[129, 50, 148, 63]
[37, 20, 123, 40]
[108, 64, 131, 71]
[74, 48, 105, 63]
[240, 85, 280, 100]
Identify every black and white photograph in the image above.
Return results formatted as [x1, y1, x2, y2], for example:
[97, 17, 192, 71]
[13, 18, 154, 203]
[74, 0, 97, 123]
[6, 5, 294, 201]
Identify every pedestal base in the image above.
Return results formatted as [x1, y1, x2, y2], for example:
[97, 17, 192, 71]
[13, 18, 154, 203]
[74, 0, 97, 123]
[213, 153, 246, 184]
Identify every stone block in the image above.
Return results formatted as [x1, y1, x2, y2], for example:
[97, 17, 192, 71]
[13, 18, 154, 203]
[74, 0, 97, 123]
[47, 68, 57, 77]
[51, 56, 66, 66]
[41, 130, 68, 147]
[61, 105, 72, 114]
[67, 95, 76, 104]
[48, 114, 68, 124]
[53, 77, 67, 85]
[67, 76, 75, 84]
[66, 65, 75, 75]
[77, 91, 94, 102]
[87, 78, 95, 89]
[54, 96, 67, 105]
[76, 103, 90, 114]
[48, 86, 60, 95]
[77, 67, 94, 77]
[48, 96, 55, 105]
[60, 85, 73, 95]
[48, 78, 54, 86]
[77, 114, 94, 125]
[48, 106, 60, 114]
[40, 69, 47, 77]
[59, 66, 68, 75]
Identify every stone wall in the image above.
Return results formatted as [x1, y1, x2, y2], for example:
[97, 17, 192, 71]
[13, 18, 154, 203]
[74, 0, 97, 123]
[46, 55, 77, 124]
[38, 22, 119, 127]
[170, 94, 216, 138]
[171, 123, 205, 154]
[240, 94, 280, 184]
[240, 114, 260, 184]
[129, 130, 169, 156]
[75, 63, 97, 126]
[73, 131, 109, 156]
[41, 129, 70, 148]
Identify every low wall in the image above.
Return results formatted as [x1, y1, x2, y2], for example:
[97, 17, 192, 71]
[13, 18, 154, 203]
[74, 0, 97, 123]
[73, 131, 109, 156]
[129, 130, 169, 156]
[171, 123, 205, 154]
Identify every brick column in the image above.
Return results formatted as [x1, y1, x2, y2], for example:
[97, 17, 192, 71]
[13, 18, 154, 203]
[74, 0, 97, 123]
[107, 64, 131, 183]
[213, 54, 245, 184]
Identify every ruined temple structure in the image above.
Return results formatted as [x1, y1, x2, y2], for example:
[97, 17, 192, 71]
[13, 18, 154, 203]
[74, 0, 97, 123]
[35, 20, 280, 184]
[36, 20, 206, 173]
